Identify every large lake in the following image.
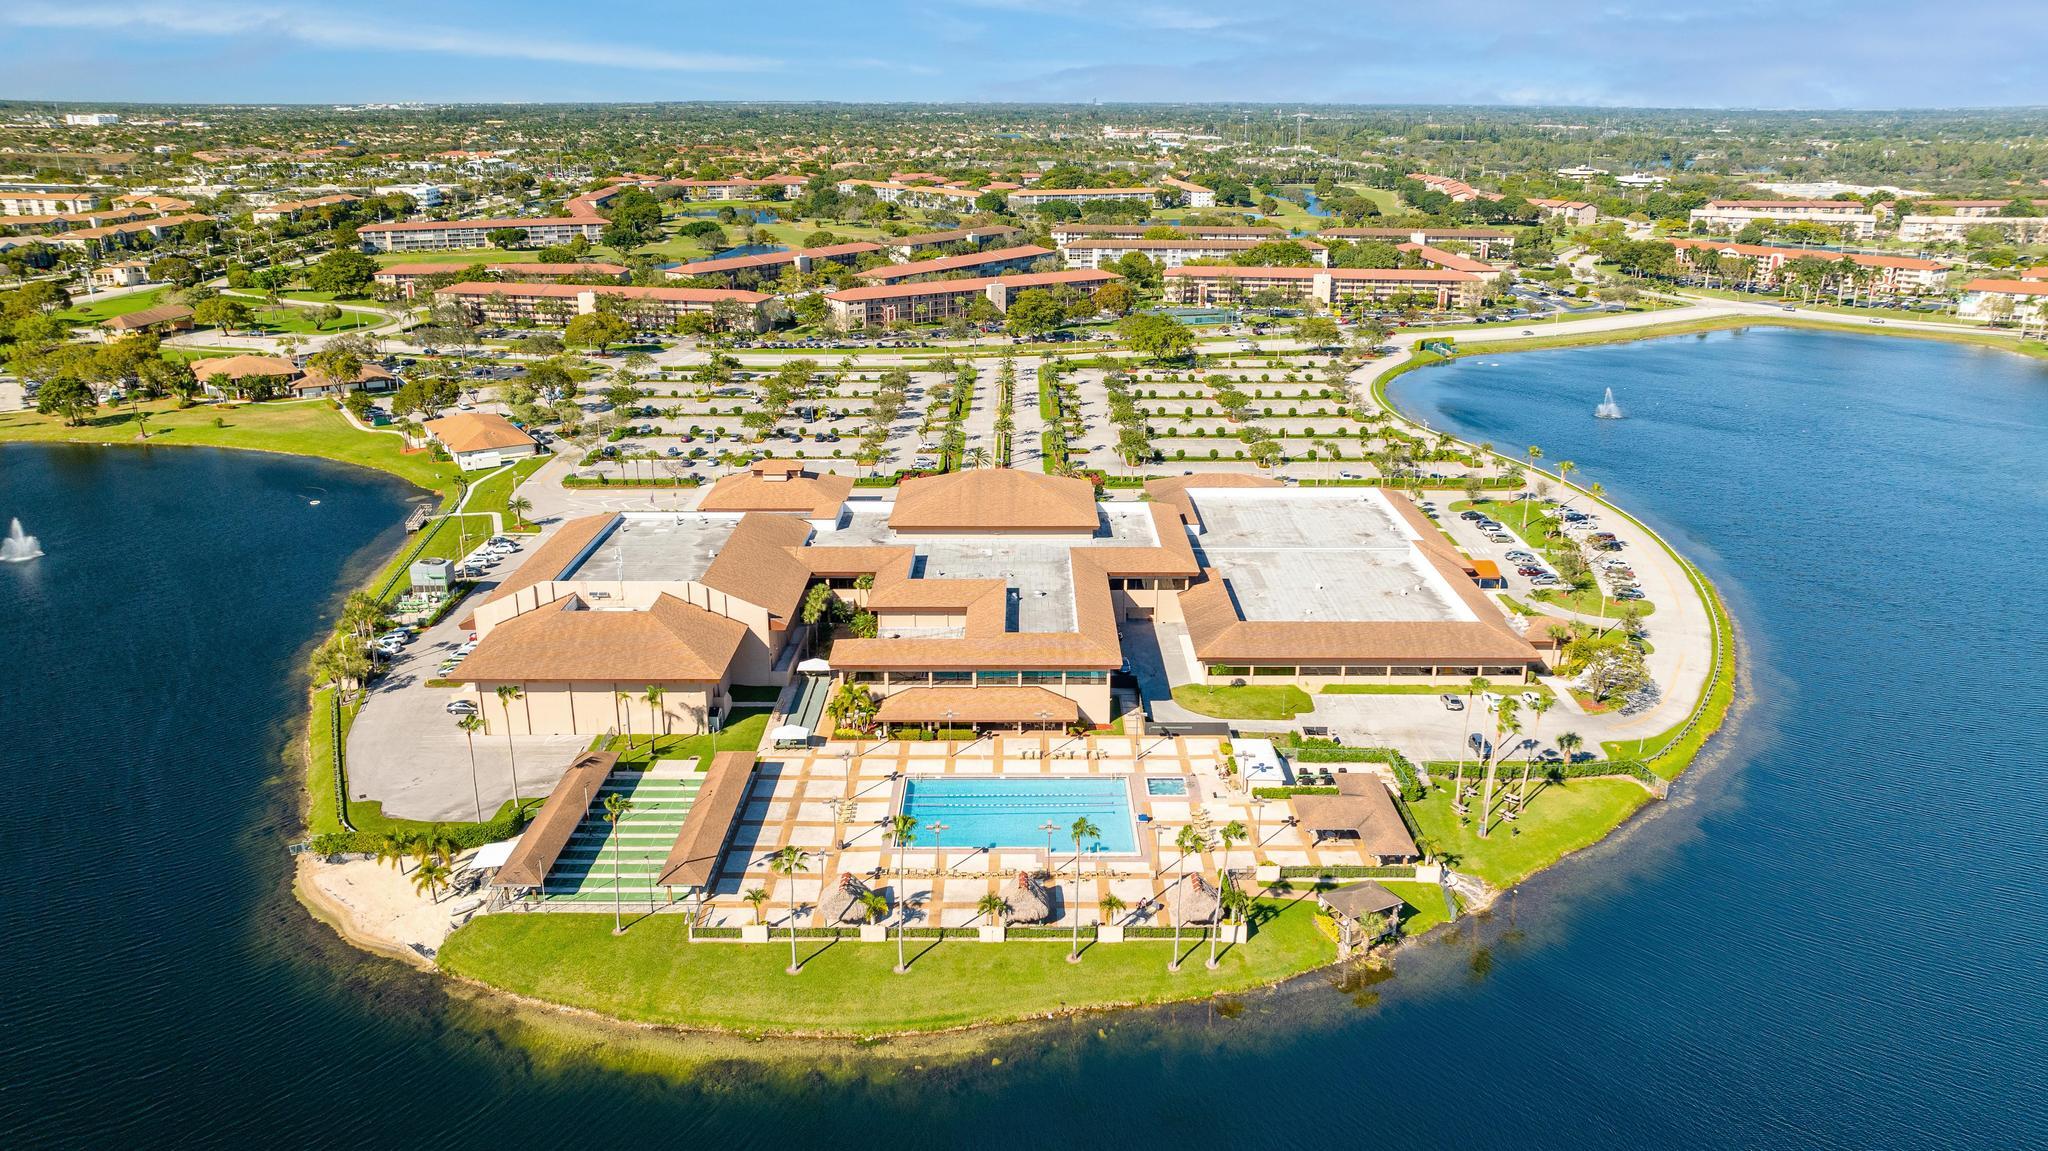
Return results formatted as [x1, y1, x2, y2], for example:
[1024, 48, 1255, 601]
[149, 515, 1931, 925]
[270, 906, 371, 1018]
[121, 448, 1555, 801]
[4, 326, 2044, 1147]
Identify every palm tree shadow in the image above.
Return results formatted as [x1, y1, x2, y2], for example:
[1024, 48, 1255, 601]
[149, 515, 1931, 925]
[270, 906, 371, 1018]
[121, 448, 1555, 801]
[802, 934, 841, 965]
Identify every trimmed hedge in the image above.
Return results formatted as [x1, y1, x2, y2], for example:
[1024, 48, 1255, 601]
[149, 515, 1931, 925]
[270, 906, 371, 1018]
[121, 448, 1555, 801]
[1254, 785, 1337, 798]
[1277, 865, 1418, 880]
[1278, 738, 1423, 801]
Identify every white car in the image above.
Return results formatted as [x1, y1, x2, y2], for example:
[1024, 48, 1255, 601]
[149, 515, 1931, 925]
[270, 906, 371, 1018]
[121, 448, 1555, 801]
[455, 640, 479, 656]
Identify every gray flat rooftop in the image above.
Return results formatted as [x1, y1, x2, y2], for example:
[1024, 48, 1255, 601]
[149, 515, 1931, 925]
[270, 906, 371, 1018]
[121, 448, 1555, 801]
[1186, 489, 1474, 625]
[565, 513, 742, 583]
[809, 501, 1158, 633]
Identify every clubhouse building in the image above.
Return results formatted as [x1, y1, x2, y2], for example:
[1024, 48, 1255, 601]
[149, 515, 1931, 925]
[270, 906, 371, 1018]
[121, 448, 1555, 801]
[454, 467, 1540, 738]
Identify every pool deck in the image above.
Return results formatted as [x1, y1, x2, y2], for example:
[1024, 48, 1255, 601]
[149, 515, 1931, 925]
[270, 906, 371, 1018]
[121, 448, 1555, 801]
[687, 734, 1404, 930]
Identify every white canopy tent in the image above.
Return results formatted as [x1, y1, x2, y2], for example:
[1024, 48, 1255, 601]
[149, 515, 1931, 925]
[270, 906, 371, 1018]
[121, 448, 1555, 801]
[1234, 738, 1290, 788]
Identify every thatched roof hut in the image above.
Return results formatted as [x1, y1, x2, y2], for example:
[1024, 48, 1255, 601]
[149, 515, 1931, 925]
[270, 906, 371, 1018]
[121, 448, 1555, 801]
[819, 872, 873, 925]
[1002, 871, 1054, 925]
[1175, 873, 1222, 926]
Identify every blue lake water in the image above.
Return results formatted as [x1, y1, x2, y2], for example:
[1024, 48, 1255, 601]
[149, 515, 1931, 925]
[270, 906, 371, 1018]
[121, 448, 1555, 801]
[900, 776, 1137, 853]
[4, 325, 2046, 1148]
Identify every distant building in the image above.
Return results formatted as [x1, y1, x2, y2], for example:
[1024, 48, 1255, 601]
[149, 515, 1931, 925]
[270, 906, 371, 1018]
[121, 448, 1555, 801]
[422, 411, 541, 471]
[1050, 222, 1284, 245]
[0, 190, 100, 215]
[64, 113, 121, 127]
[1319, 227, 1516, 259]
[1555, 165, 1608, 180]
[252, 194, 360, 223]
[1162, 265, 1485, 311]
[1688, 200, 1878, 239]
[1669, 239, 1948, 296]
[1897, 214, 2048, 245]
[1528, 199, 1598, 226]
[879, 225, 1023, 260]
[1061, 237, 1326, 270]
[1161, 176, 1216, 208]
[356, 217, 606, 252]
[1615, 172, 1670, 188]
[1957, 278, 2048, 323]
[1408, 173, 1503, 203]
[1005, 187, 1160, 209]
[825, 268, 1117, 330]
[853, 245, 1055, 284]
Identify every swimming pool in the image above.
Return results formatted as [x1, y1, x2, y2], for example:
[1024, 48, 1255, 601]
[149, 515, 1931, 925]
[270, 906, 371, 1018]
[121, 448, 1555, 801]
[1146, 777, 1188, 796]
[899, 776, 1137, 853]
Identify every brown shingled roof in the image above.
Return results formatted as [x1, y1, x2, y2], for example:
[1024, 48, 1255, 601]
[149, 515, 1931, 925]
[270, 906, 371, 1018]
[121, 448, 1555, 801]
[889, 470, 1100, 533]
[492, 750, 617, 889]
[695, 464, 852, 520]
[875, 687, 1079, 725]
[698, 513, 814, 623]
[655, 751, 755, 889]
[1291, 775, 1418, 860]
[456, 592, 746, 683]
[423, 411, 537, 454]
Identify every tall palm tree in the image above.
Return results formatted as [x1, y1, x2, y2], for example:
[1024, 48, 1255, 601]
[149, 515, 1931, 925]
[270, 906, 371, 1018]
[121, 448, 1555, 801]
[858, 890, 890, 928]
[1170, 825, 1206, 973]
[603, 792, 635, 934]
[457, 714, 486, 823]
[1479, 698, 1520, 839]
[1455, 676, 1490, 815]
[494, 684, 525, 813]
[643, 685, 667, 747]
[769, 846, 811, 974]
[375, 831, 411, 874]
[1216, 819, 1247, 873]
[1520, 695, 1556, 808]
[1068, 816, 1100, 963]
[412, 857, 451, 902]
[887, 814, 917, 974]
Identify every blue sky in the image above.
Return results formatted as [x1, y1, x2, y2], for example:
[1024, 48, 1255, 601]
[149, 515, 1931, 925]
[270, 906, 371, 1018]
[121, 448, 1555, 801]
[2, 1, 2042, 108]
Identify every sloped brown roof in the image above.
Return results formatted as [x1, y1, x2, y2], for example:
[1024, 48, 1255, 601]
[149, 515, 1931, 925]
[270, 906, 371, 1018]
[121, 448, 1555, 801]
[875, 686, 1079, 725]
[655, 751, 754, 889]
[492, 750, 617, 889]
[101, 303, 194, 330]
[889, 470, 1100, 533]
[187, 353, 297, 379]
[293, 362, 394, 392]
[456, 592, 747, 683]
[696, 465, 852, 520]
[1180, 571, 1536, 665]
[423, 411, 537, 455]
[1319, 879, 1406, 920]
[1291, 775, 1418, 861]
[463, 513, 618, 628]
[699, 513, 813, 623]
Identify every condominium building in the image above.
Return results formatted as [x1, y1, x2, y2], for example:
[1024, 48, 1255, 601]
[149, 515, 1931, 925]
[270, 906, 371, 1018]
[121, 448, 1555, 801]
[1688, 200, 1879, 238]
[357, 217, 607, 252]
[880, 225, 1024, 260]
[835, 180, 983, 210]
[1398, 243, 1502, 281]
[1668, 239, 1948, 295]
[1912, 199, 2048, 218]
[1161, 265, 1486, 311]
[433, 281, 773, 330]
[1896, 214, 2048, 245]
[1061, 237, 1327, 270]
[48, 213, 210, 250]
[1527, 198, 1599, 226]
[1050, 222, 1283, 245]
[252, 193, 360, 223]
[374, 261, 629, 299]
[1005, 187, 1161, 209]
[1319, 227, 1516, 259]
[1956, 278, 2048, 323]
[1161, 176, 1216, 207]
[1408, 173, 1503, 203]
[853, 244, 1055, 284]
[664, 242, 882, 286]
[825, 268, 1117, 329]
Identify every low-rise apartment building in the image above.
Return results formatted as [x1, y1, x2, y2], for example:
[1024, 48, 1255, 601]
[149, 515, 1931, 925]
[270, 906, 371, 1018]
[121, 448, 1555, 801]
[1957, 278, 2048, 323]
[252, 194, 360, 223]
[881, 225, 1024, 259]
[1051, 222, 1283, 245]
[1319, 226, 1516, 259]
[433, 281, 773, 330]
[1061, 237, 1327, 270]
[89, 260, 151, 289]
[1896, 214, 2048, 245]
[357, 217, 606, 252]
[1668, 238, 1948, 295]
[1912, 199, 2048, 218]
[1162, 176, 1216, 207]
[1408, 173, 1503, 203]
[374, 261, 629, 299]
[1527, 198, 1599, 226]
[853, 244, 1054, 284]
[1162, 265, 1486, 311]
[835, 180, 983, 210]
[663, 242, 882, 286]
[1689, 199, 1879, 238]
[0, 190, 100, 215]
[1006, 187, 1161, 209]
[825, 268, 1117, 329]
[48, 213, 210, 250]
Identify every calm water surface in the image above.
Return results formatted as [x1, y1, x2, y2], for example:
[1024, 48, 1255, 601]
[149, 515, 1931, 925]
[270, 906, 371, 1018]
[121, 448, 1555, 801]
[4, 327, 2044, 1148]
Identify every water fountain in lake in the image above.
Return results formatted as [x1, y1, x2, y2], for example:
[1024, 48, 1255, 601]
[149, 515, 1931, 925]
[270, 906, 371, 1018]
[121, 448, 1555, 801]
[1595, 388, 1626, 419]
[1, 517, 44, 562]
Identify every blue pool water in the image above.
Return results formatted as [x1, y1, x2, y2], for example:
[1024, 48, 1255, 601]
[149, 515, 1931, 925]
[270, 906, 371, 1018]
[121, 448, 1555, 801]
[900, 777, 1136, 853]
[1146, 777, 1188, 796]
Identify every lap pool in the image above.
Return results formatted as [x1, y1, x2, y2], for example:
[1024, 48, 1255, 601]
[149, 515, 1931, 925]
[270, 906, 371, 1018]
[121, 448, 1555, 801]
[899, 776, 1137, 853]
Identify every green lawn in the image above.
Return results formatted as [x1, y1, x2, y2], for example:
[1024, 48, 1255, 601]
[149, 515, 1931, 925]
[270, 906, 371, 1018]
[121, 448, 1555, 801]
[56, 285, 174, 324]
[240, 302, 386, 335]
[307, 686, 519, 837]
[373, 249, 530, 267]
[1380, 879, 1458, 936]
[1321, 682, 1551, 698]
[437, 894, 1331, 1036]
[1171, 684, 1315, 719]
[0, 399, 461, 497]
[463, 452, 552, 533]
[1531, 586, 1655, 618]
[599, 710, 773, 770]
[1407, 777, 1652, 887]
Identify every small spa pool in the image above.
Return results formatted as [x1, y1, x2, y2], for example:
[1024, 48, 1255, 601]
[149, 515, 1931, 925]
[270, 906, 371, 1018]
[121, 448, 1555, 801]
[899, 776, 1137, 853]
[1145, 777, 1188, 797]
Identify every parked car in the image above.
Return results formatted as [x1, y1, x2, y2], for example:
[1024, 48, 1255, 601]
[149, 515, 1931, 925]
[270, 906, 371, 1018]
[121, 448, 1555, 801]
[1440, 694, 1465, 711]
[445, 699, 479, 715]
[455, 640, 479, 656]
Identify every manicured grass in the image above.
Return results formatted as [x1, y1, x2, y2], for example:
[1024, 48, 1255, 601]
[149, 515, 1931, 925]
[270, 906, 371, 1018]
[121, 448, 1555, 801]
[599, 710, 773, 771]
[373, 249, 530, 266]
[1408, 777, 1652, 888]
[437, 894, 1331, 1036]
[55, 285, 173, 324]
[1380, 879, 1458, 936]
[306, 686, 517, 837]
[1677, 285, 1982, 326]
[1530, 585, 1655, 618]
[367, 512, 494, 603]
[0, 399, 460, 497]
[240, 302, 385, 335]
[1602, 575, 1738, 779]
[463, 452, 552, 533]
[1171, 684, 1315, 719]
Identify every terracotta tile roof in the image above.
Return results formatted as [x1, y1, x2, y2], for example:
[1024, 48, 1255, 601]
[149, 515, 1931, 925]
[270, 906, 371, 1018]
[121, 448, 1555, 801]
[187, 352, 296, 377]
[671, 242, 881, 278]
[491, 751, 617, 888]
[855, 245, 1053, 282]
[884, 225, 1022, 248]
[695, 464, 852, 520]
[1063, 237, 1324, 252]
[1961, 278, 2048, 296]
[423, 411, 537, 454]
[656, 751, 756, 888]
[293, 363, 394, 392]
[359, 217, 600, 232]
[1398, 242, 1495, 273]
[435, 281, 770, 306]
[875, 687, 1080, 725]
[699, 513, 814, 623]
[456, 591, 747, 683]
[1319, 227, 1510, 239]
[889, 470, 1100, 532]
[826, 268, 1117, 304]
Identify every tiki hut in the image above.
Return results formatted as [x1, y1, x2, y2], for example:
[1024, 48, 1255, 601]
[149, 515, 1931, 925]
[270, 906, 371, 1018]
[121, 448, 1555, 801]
[1002, 871, 1054, 925]
[819, 872, 873, 925]
[1175, 873, 1222, 927]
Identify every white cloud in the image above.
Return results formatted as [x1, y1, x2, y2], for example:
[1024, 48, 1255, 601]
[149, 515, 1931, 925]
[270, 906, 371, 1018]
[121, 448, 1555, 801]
[3, 2, 780, 72]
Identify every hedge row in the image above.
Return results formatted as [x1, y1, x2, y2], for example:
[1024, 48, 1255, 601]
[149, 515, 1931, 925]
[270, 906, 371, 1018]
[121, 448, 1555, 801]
[1277, 865, 1418, 880]
[1277, 739, 1423, 800]
[310, 807, 527, 856]
[1253, 785, 1337, 798]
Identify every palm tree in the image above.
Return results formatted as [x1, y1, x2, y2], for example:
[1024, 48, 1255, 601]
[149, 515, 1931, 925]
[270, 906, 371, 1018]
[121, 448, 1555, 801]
[616, 690, 636, 752]
[887, 814, 917, 973]
[1098, 892, 1127, 928]
[418, 826, 458, 868]
[494, 685, 525, 813]
[1455, 676, 1489, 815]
[603, 792, 636, 933]
[977, 892, 1009, 929]
[1520, 695, 1556, 809]
[1479, 697, 1520, 839]
[412, 857, 451, 902]
[769, 846, 811, 974]
[858, 889, 890, 928]
[457, 714, 486, 823]
[374, 831, 412, 874]
[643, 685, 667, 747]
[1170, 825, 1207, 972]
[1216, 819, 1247, 873]
[1068, 816, 1100, 962]
[505, 495, 532, 530]
[744, 886, 770, 925]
